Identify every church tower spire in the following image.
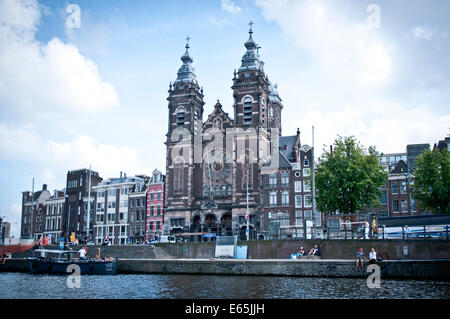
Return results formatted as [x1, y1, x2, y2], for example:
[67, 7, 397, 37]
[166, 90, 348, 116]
[174, 36, 198, 84]
[232, 22, 269, 129]
[239, 21, 264, 72]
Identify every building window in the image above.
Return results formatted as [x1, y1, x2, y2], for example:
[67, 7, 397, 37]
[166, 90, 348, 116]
[269, 192, 277, 206]
[156, 221, 161, 231]
[303, 168, 311, 177]
[157, 192, 161, 200]
[173, 163, 184, 194]
[278, 212, 290, 227]
[314, 211, 321, 226]
[281, 173, 289, 187]
[295, 181, 301, 193]
[400, 181, 407, 194]
[157, 205, 161, 216]
[393, 200, 399, 213]
[243, 97, 252, 125]
[304, 195, 312, 207]
[303, 180, 311, 192]
[379, 189, 387, 204]
[295, 211, 303, 226]
[411, 198, 417, 212]
[304, 210, 312, 221]
[227, 185, 232, 196]
[304, 159, 309, 167]
[269, 174, 277, 187]
[391, 182, 398, 194]
[203, 187, 210, 198]
[177, 108, 185, 127]
[281, 191, 289, 206]
[401, 200, 408, 212]
[295, 195, 302, 208]
[150, 193, 154, 201]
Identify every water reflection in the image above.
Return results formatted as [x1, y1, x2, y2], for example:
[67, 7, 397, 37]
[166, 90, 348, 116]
[0, 273, 448, 299]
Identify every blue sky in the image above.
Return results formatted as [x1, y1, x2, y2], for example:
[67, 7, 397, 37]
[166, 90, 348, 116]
[0, 0, 449, 237]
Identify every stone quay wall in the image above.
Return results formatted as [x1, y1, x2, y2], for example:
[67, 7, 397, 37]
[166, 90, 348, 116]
[160, 239, 450, 260]
[117, 258, 450, 280]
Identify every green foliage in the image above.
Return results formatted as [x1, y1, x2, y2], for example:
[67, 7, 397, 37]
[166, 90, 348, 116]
[412, 148, 449, 214]
[315, 136, 387, 215]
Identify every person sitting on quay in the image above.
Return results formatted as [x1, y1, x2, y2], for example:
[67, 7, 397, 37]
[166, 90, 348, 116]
[355, 248, 368, 270]
[369, 248, 377, 264]
[308, 244, 320, 256]
[297, 247, 305, 257]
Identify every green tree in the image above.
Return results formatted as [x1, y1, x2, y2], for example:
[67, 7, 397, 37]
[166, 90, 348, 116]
[316, 136, 387, 215]
[412, 148, 449, 214]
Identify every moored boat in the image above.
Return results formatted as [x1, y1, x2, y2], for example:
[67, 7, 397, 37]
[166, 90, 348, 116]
[27, 249, 117, 275]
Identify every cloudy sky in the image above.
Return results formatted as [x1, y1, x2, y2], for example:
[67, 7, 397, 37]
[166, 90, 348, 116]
[0, 0, 449, 237]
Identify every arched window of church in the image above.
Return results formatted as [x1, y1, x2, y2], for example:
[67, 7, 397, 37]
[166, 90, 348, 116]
[269, 106, 273, 117]
[176, 108, 185, 127]
[243, 97, 252, 125]
[173, 163, 184, 194]
[226, 185, 232, 196]
[203, 186, 210, 198]
[214, 118, 221, 129]
[221, 185, 227, 197]
[242, 156, 253, 189]
[215, 185, 221, 197]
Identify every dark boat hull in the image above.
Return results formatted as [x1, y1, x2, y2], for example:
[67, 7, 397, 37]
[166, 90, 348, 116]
[27, 258, 116, 275]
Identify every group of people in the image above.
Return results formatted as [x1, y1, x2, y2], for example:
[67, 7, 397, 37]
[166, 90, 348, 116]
[291, 244, 321, 259]
[355, 247, 380, 270]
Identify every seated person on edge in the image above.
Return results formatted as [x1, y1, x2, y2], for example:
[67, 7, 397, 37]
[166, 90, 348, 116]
[355, 248, 367, 270]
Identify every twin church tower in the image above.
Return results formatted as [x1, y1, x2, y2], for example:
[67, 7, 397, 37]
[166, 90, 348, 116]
[164, 23, 314, 240]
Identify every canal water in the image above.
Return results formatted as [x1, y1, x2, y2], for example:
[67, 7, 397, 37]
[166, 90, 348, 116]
[0, 273, 448, 299]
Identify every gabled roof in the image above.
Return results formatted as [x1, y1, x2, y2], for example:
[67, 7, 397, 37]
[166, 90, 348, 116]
[390, 160, 410, 174]
[203, 101, 233, 129]
[280, 135, 298, 162]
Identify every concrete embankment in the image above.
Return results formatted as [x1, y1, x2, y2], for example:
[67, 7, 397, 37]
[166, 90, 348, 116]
[3, 257, 449, 280]
[116, 258, 450, 280]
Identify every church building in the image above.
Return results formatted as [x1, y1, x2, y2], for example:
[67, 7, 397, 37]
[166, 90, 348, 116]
[164, 23, 317, 241]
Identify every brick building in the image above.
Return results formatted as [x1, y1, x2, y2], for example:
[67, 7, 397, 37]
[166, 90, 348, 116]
[65, 169, 102, 242]
[43, 189, 65, 243]
[128, 175, 150, 244]
[20, 184, 51, 240]
[92, 173, 146, 245]
[146, 169, 165, 242]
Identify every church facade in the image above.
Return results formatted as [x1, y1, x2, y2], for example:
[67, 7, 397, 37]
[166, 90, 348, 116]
[164, 24, 317, 241]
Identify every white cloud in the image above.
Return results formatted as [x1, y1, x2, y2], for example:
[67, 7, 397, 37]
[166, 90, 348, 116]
[0, 0, 120, 115]
[255, 0, 448, 154]
[0, 123, 152, 181]
[221, 0, 242, 15]
[256, 0, 392, 88]
[412, 26, 433, 40]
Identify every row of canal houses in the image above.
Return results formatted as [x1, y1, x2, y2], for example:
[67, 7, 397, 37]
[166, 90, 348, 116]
[20, 168, 165, 245]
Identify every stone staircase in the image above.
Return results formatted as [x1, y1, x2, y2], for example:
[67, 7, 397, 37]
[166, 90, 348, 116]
[152, 245, 177, 259]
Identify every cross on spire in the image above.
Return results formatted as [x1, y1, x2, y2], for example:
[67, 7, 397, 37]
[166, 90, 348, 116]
[248, 21, 254, 33]
[185, 36, 191, 48]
